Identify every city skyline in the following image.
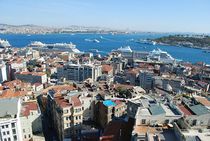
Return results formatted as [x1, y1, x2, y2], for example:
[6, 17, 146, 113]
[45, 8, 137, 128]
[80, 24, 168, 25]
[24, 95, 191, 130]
[1, 0, 210, 33]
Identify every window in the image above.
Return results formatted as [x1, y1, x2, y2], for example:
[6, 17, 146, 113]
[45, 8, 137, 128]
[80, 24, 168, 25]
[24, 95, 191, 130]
[28, 134, 31, 138]
[142, 119, 146, 124]
[2, 125, 4, 129]
[8, 138, 11, 141]
[24, 135, 27, 139]
[13, 135, 17, 141]
[66, 117, 68, 120]
[11, 123, 15, 128]
[23, 129, 25, 133]
[12, 129, 16, 134]
[4, 139, 7, 141]
[7, 131, 9, 135]
[5, 125, 8, 128]
[3, 132, 6, 135]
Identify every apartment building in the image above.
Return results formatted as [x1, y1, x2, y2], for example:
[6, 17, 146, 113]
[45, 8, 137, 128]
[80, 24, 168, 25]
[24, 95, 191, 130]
[0, 98, 22, 141]
[57, 63, 102, 82]
[37, 90, 84, 141]
[15, 72, 47, 84]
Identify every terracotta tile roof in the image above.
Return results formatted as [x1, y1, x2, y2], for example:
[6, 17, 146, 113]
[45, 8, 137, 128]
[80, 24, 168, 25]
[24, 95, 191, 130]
[195, 96, 210, 107]
[0, 86, 4, 91]
[178, 104, 193, 116]
[71, 96, 82, 107]
[3, 79, 31, 89]
[42, 85, 76, 94]
[0, 89, 28, 99]
[21, 101, 38, 116]
[102, 65, 113, 73]
[54, 96, 72, 108]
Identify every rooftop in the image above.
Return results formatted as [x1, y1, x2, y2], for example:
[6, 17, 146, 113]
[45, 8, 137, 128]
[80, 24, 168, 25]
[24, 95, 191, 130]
[0, 98, 19, 118]
[194, 96, 210, 107]
[0, 89, 27, 99]
[189, 104, 210, 115]
[178, 104, 193, 116]
[21, 101, 38, 117]
[103, 100, 116, 107]
[149, 105, 166, 115]
[102, 64, 113, 73]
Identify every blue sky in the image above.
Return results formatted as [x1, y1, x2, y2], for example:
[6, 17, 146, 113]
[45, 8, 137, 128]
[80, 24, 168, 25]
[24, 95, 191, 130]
[0, 0, 210, 33]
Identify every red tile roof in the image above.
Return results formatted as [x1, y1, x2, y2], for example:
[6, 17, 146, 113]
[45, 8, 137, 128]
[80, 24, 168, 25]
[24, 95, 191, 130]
[3, 79, 31, 90]
[195, 96, 210, 107]
[0, 89, 28, 99]
[42, 85, 76, 94]
[54, 96, 72, 108]
[178, 104, 193, 116]
[71, 96, 82, 107]
[21, 101, 38, 116]
[102, 65, 113, 73]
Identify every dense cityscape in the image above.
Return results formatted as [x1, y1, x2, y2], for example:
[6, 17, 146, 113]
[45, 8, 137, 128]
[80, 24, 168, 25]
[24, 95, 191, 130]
[0, 36, 210, 141]
[1, 0, 210, 141]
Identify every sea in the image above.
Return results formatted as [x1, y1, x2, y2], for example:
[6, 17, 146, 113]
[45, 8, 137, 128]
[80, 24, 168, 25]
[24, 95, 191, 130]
[0, 33, 209, 64]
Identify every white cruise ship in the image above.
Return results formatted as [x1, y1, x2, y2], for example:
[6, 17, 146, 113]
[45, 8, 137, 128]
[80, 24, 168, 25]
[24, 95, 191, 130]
[0, 39, 11, 48]
[147, 49, 176, 63]
[28, 41, 81, 53]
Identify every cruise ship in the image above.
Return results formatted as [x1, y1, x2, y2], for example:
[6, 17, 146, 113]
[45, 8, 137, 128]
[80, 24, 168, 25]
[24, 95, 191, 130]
[0, 39, 11, 48]
[28, 41, 81, 53]
[147, 49, 176, 63]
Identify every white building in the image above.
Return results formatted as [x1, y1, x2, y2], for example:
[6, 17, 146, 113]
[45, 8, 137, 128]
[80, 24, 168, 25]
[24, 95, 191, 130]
[0, 98, 23, 141]
[20, 101, 42, 141]
[57, 63, 102, 82]
[0, 63, 7, 83]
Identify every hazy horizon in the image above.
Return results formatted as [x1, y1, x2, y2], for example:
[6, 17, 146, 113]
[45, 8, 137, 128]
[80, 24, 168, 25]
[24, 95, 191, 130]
[1, 0, 210, 33]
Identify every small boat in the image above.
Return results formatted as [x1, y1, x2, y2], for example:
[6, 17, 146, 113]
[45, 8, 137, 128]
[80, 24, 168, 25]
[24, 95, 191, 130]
[93, 39, 100, 43]
[89, 49, 99, 53]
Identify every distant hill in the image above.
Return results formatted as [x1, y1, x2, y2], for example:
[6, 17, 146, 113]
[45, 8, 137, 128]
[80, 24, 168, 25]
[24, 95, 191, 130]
[0, 23, 126, 34]
[153, 35, 210, 49]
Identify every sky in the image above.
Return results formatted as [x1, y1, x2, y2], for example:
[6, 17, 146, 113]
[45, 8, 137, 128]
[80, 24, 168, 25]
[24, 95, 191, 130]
[0, 0, 210, 33]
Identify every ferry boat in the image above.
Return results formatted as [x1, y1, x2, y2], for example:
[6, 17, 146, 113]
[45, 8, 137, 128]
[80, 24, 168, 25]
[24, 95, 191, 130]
[147, 49, 176, 63]
[28, 41, 81, 53]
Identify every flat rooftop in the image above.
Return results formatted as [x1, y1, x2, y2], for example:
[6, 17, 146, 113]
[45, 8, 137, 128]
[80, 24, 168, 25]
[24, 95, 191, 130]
[189, 104, 210, 115]
[103, 100, 116, 107]
[136, 108, 151, 116]
[149, 105, 166, 115]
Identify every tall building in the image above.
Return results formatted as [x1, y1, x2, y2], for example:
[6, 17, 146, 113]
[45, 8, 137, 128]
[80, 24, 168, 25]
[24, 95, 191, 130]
[57, 63, 102, 82]
[139, 71, 154, 91]
[37, 90, 84, 141]
[96, 100, 126, 128]
[0, 98, 22, 141]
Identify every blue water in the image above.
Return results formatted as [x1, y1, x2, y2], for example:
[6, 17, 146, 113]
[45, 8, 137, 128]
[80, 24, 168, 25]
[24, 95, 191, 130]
[0, 33, 209, 64]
